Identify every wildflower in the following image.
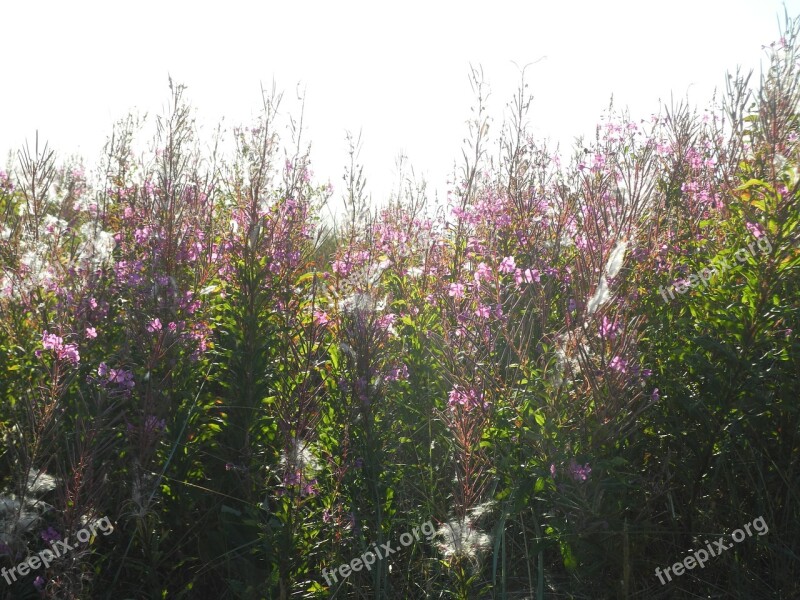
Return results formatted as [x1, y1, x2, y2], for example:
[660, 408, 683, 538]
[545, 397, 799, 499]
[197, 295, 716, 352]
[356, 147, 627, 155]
[376, 313, 396, 333]
[384, 364, 408, 382]
[41, 331, 63, 352]
[609, 356, 628, 373]
[147, 318, 162, 333]
[59, 344, 80, 365]
[569, 459, 592, 482]
[144, 416, 166, 434]
[447, 385, 489, 411]
[550, 463, 556, 478]
[0, 170, 13, 191]
[33, 576, 45, 593]
[598, 315, 618, 339]
[746, 222, 766, 239]
[40, 526, 61, 543]
[38, 331, 80, 365]
[651, 388, 660, 402]
[473, 262, 491, 283]
[302, 479, 318, 497]
[448, 282, 466, 299]
[86, 327, 97, 339]
[331, 260, 349, 276]
[474, 304, 491, 319]
[498, 256, 516, 274]
[313, 309, 330, 326]
[515, 268, 540, 284]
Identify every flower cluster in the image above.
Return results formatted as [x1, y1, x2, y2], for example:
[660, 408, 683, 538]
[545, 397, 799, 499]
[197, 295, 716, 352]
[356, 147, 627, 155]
[447, 385, 489, 411]
[35, 331, 80, 365]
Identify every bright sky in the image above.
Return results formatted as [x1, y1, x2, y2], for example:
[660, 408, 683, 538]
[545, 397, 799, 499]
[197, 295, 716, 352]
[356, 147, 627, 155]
[1, 0, 798, 209]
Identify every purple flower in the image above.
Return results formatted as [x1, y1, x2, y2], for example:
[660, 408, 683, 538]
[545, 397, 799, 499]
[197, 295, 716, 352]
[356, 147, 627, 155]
[651, 388, 660, 402]
[568, 459, 591, 482]
[609, 356, 628, 373]
[302, 479, 318, 497]
[147, 318, 162, 333]
[33, 576, 45, 593]
[144, 415, 166, 433]
[598, 315, 619, 339]
[40, 526, 61, 543]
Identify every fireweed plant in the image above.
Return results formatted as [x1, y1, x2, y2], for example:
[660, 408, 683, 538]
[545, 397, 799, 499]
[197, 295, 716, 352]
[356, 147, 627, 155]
[1, 17, 800, 600]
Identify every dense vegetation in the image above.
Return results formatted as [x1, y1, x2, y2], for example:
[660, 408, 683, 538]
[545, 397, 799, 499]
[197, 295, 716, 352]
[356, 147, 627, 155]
[1, 15, 799, 600]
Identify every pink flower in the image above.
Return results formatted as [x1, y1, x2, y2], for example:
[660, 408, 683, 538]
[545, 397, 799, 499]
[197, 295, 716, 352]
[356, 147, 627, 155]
[474, 304, 491, 319]
[447, 385, 489, 411]
[515, 268, 540, 284]
[448, 282, 466, 299]
[147, 318, 162, 333]
[59, 343, 80, 365]
[473, 262, 491, 283]
[609, 356, 628, 373]
[86, 327, 97, 339]
[377, 313, 396, 332]
[39, 331, 80, 365]
[331, 260, 349, 276]
[499, 256, 516, 274]
[41, 331, 63, 352]
[746, 222, 766, 239]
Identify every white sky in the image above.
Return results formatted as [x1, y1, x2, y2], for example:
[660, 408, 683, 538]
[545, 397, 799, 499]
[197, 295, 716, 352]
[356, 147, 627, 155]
[1, 0, 798, 208]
